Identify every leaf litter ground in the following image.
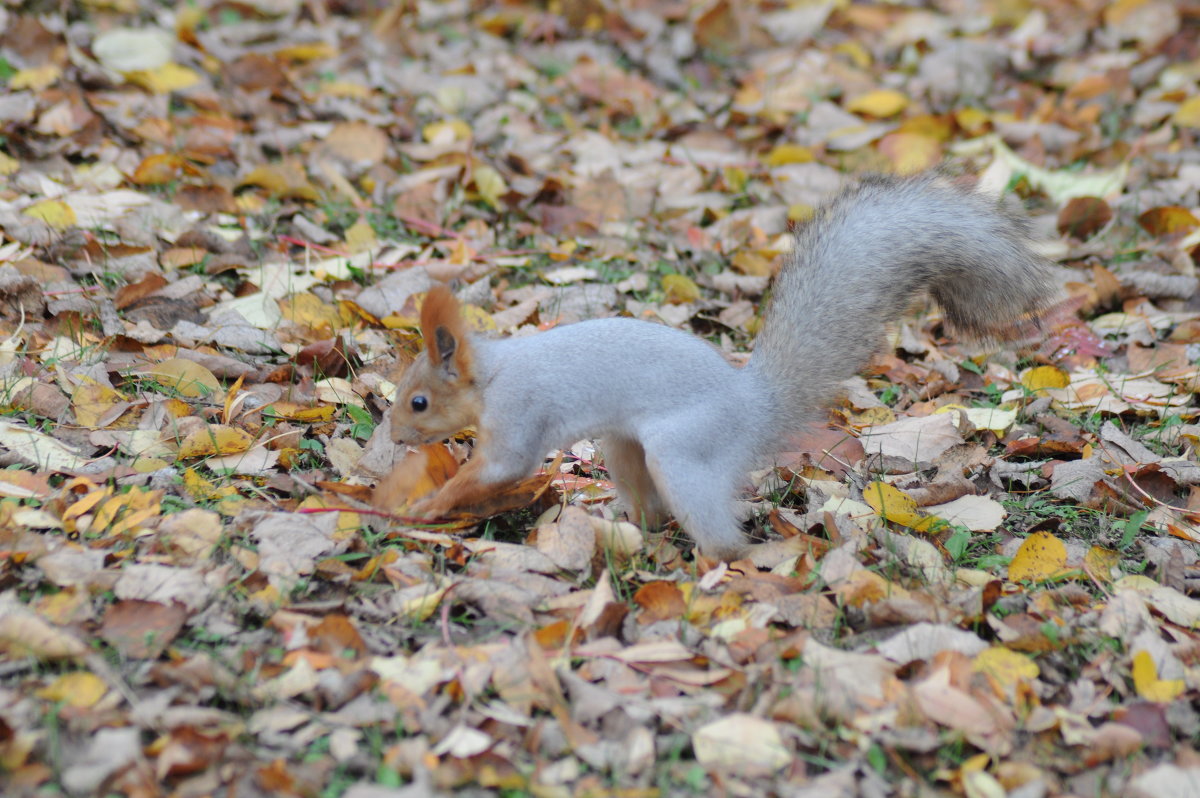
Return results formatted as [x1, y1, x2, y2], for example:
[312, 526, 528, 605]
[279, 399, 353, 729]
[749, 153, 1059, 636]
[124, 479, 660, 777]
[3, 1, 1200, 796]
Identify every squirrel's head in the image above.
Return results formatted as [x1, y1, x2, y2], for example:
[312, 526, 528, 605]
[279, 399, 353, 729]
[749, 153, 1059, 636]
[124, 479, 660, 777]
[390, 285, 482, 446]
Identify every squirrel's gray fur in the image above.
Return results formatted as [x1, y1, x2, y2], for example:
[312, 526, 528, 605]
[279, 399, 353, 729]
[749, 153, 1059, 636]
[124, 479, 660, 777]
[388, 173, 1054, 560]
[750, 172, 1053, 443]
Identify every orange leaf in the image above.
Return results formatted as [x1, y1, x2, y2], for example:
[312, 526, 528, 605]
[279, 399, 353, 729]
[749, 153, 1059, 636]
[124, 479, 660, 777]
[1138, 206, 1199, 237]
[132, 153, 187, 186]
[178, 425, 255, 458]
[633, 581, 687, 623]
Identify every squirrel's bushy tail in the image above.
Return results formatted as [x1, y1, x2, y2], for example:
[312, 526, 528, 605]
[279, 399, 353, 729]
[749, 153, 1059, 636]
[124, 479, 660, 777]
[749, 173, 1054, 437]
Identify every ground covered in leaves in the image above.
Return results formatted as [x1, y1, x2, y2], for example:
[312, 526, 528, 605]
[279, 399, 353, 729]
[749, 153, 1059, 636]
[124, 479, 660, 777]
[3, 0, 1200, 796]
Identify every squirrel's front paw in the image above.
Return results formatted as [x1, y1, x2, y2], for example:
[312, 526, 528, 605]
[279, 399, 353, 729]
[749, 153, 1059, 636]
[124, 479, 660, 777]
[408, 494, 449, 520]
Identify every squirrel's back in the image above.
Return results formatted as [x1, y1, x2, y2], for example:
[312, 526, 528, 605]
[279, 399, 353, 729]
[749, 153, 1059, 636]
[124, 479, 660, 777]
[750, 173, 1053, 438]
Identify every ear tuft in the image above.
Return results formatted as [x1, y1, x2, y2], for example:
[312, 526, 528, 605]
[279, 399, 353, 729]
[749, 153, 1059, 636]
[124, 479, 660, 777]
[434, 325, 457, 367]
[419, 284, 473, 376]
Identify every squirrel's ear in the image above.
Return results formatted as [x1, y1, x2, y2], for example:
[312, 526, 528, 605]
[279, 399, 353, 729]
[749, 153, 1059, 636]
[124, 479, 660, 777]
[433, 325, 458, 367]
[419, 284, 473, 377]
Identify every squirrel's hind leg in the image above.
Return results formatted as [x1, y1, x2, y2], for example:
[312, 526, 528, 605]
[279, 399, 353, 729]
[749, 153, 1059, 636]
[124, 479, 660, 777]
[604, 437, 668, 528]
[642, 446, 747, 562]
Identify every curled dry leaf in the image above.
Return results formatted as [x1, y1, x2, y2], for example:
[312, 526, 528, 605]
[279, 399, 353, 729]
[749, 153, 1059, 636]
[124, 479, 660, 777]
[0, 419, 88, 471]
[860, 413, 964, 462]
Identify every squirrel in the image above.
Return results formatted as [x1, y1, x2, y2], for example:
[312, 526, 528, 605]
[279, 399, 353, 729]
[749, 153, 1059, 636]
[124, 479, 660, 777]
[376, 173, 1054, 561]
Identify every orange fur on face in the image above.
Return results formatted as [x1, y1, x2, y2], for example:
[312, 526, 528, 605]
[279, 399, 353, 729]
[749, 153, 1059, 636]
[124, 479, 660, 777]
[389, 286, 483, 446]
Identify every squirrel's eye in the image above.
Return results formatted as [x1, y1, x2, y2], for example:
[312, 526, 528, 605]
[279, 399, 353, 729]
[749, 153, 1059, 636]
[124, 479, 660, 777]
[410, 395, 429, 412]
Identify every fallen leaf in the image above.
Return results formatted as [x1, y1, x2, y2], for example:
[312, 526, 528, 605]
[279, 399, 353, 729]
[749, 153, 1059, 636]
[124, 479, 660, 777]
[1131, 650, 1185, 703]
[137, 358, 221, 398]
[860, 413, 964, 462]
[1008, 531, 1069, 583]
[35, 671, 107, 708]
[178, 425, 255, 458]
[23, 200, 76, 229]
[864, 481, 938, 531]
[662, 273, 701, 304]
[846, 89, 908, 117]
[1021, 366, 1070, 392]
[973, 646, 1039, 692]
[925, 495, 1007, 532]
[0, 420, 87, 471]
[1138, 206, 1199, 238]
[633, 581, 687, 623]
[692, 714, 791, 773]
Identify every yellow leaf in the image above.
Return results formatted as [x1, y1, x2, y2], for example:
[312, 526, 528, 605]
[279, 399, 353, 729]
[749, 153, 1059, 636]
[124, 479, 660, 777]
[137, 358, 220, 398]
[238, 163, 318, 200]
[846, 89, 909, 118]
[897, 114, 955, 141]
[1174, 97, 1200, 129]
[264, 401, 337, 423]
[1020, 365, 1070, 392]
[380, 313, 420, 330]
[731, 252, 774, 277]
[472, 164, 507, 209]
[662, 274, 701, 304]
[23, 200, 76, 230]
[178, 425, 255, 458]
[723, 166, 748, 193]
[71, 380, 127, 428]
[1084, 546, 1121, 582]
[1113, 574, 1159, 592]
[249, 584, 282, 611]
[879, 132, 942, 175]
[955, 107, 990, 135]
[180, 469, 241, 515]
[447, 237, 474, 266]
[64, 487, 113, 523]
[90, 487, 161, 535]
[223, 375, 245, 424]
[787, 203, 815, 223]
[0, 150, 17, 176]
[973, 646, 1039, 691]
[863, 481, 938, 530]
[960, 753, 990, 775]
[763, 144, 814, 166]
[1008, 530, 1068, 583]
[298, 496, 360, 538]
[125, 63, 201, 94]
[834, 41, 871, 68]
[11, 64, 61, 91]
[344, 217, 378, 253]
[851, 405, 896, 427]
[1131, 650, 1185, 703]
[239, 165, 290, 195]
[400, 585, 450, 622]
[279, 293, 356, 332]
[423, 119, 472, 144]
[36, 671, 107, 708]
[321, 80, 370, 100]
[275, 42, 338, 62]
[459, 303, 497, 332]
